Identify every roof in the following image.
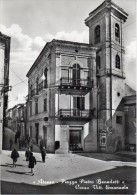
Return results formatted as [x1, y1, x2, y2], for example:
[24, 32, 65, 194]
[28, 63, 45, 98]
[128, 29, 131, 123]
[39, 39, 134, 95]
[26, 39, 95, 77]
[85, 0, 128, 25]
[125, 84, 136, 96]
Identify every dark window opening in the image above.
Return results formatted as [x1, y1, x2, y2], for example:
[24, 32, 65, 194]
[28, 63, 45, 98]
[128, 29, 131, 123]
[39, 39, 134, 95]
[35, 100, 38, 114]
[94, 25, 100, 44]
[117, 92, 120, 96]
[44, 98, 47, 111]
[35, 123, 39, 144]
[115, 23, 120, 42]
[116, 116, 122, 124]
[36, 77, 39, 94]
[44, 68, 48, 88]
[115, 55, 120, 69]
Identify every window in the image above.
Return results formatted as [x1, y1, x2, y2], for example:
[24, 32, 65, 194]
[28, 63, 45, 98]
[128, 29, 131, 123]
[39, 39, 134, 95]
[44, 68, 48, 88]
[115, 55, 120, 69]
[35, 100, 38, 114]
[116, 116, 122, 124]
[36, 77, 39, 94]
[35, 123, 39, 144]
[44, 98, 47, 111]
[73, 96, 85, 110]
[94, 25, 100, 44]
[115, 23, 120, 42]
[61, 68, 69, 83]
[72, 64, 81, 85]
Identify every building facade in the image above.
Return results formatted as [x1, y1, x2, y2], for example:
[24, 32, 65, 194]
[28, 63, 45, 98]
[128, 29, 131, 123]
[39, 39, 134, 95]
[26, 0, 136, 153]
[6, 103, 27, 138]
[124, 95, 136, 152]
[0, 32, 11, 152]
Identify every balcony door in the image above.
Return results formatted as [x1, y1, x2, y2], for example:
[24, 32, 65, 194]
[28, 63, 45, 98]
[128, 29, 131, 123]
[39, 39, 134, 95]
[73, 96, 85, 116]
[72, 64, 80, 86]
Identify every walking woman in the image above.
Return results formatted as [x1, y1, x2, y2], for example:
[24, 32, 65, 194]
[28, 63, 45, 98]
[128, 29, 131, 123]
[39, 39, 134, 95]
[25, 147, 31, 164]
[28, 152, 36, 176]
[11, 148, 19, 167]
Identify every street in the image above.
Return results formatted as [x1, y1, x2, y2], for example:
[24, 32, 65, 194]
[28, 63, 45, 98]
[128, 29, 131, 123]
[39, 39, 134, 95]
[0, 150, 136, 194]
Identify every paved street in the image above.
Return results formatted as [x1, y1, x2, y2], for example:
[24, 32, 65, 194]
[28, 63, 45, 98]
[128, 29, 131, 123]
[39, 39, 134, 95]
[0, 150, 136, 194]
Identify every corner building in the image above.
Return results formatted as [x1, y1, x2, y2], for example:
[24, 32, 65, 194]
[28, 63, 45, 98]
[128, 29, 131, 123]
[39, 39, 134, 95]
[26, 0, 135, 153]
[26, 40, 97, 153]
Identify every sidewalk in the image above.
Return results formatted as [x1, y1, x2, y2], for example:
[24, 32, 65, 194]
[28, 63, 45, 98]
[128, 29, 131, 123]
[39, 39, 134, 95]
[1, 150, 136, 186]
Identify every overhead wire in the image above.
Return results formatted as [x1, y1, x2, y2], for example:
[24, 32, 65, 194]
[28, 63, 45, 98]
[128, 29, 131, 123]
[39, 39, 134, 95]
[10, 67, 28, 86]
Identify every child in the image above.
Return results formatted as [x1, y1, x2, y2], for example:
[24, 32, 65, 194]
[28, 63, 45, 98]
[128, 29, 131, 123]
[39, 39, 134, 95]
[28, 152, 36, 176]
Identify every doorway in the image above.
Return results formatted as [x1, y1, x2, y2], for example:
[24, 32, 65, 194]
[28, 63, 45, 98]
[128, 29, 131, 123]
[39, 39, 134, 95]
[69, 130, 82, 151]
[35, 123, 39, 144]
[43, 126, 47, 148]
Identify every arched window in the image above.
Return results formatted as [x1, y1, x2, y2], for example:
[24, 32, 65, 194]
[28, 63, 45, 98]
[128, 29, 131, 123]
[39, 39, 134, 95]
[115, 55, 120, 69]
[94, 25, 100, 44]
[115, 23, 120, 42]
[72, 63, 80, 86]
[44, 68, 48, 88]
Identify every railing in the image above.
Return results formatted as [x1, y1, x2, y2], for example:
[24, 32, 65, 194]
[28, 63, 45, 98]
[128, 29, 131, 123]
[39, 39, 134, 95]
[56, 109, 94, 119]
[60, 77, 93, 88]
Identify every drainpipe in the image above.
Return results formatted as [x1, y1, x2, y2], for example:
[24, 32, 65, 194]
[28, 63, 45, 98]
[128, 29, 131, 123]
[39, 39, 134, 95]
[109, 10, 112, 128]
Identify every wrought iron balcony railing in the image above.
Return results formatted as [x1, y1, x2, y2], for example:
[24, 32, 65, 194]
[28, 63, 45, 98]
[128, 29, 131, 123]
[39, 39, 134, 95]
[56, 109, 94, 120]
[59, 77, 93, 88]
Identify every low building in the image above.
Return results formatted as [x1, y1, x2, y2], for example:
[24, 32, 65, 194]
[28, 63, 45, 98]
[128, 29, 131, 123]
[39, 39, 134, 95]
[6, 103, 27, 138]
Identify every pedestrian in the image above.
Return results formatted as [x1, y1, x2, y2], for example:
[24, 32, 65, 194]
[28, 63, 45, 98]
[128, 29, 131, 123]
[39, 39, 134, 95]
[40, 140, 43, 152]
[28, 152, 36, 176]
[11, 148, 19, 167]
[9, 137, 13, 150]
[25, 147, 31, 162]
[27, 136, 30, 146]
[41, 146, 46, 162]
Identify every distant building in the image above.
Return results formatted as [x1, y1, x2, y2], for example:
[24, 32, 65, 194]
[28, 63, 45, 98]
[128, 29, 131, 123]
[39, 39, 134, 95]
[6, 103, 27, 138]
[26, 0, 136, 153]
[0, 32, 11, 152]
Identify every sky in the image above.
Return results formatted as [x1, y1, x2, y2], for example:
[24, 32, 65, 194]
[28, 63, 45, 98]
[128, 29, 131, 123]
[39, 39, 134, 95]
[0, 0, 136, 108]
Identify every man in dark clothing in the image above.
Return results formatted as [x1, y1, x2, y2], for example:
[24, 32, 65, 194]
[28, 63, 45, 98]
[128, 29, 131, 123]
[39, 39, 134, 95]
[11, 148, 19, 167]
[25, 147, 31, 162]
[40, 140, 43, 152]
[28, 152, 36, 176]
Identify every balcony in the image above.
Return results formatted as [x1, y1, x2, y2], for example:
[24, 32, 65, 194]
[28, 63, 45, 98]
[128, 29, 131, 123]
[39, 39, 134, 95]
[56, 109, 94, 121]
[59, 77, 93, 95]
